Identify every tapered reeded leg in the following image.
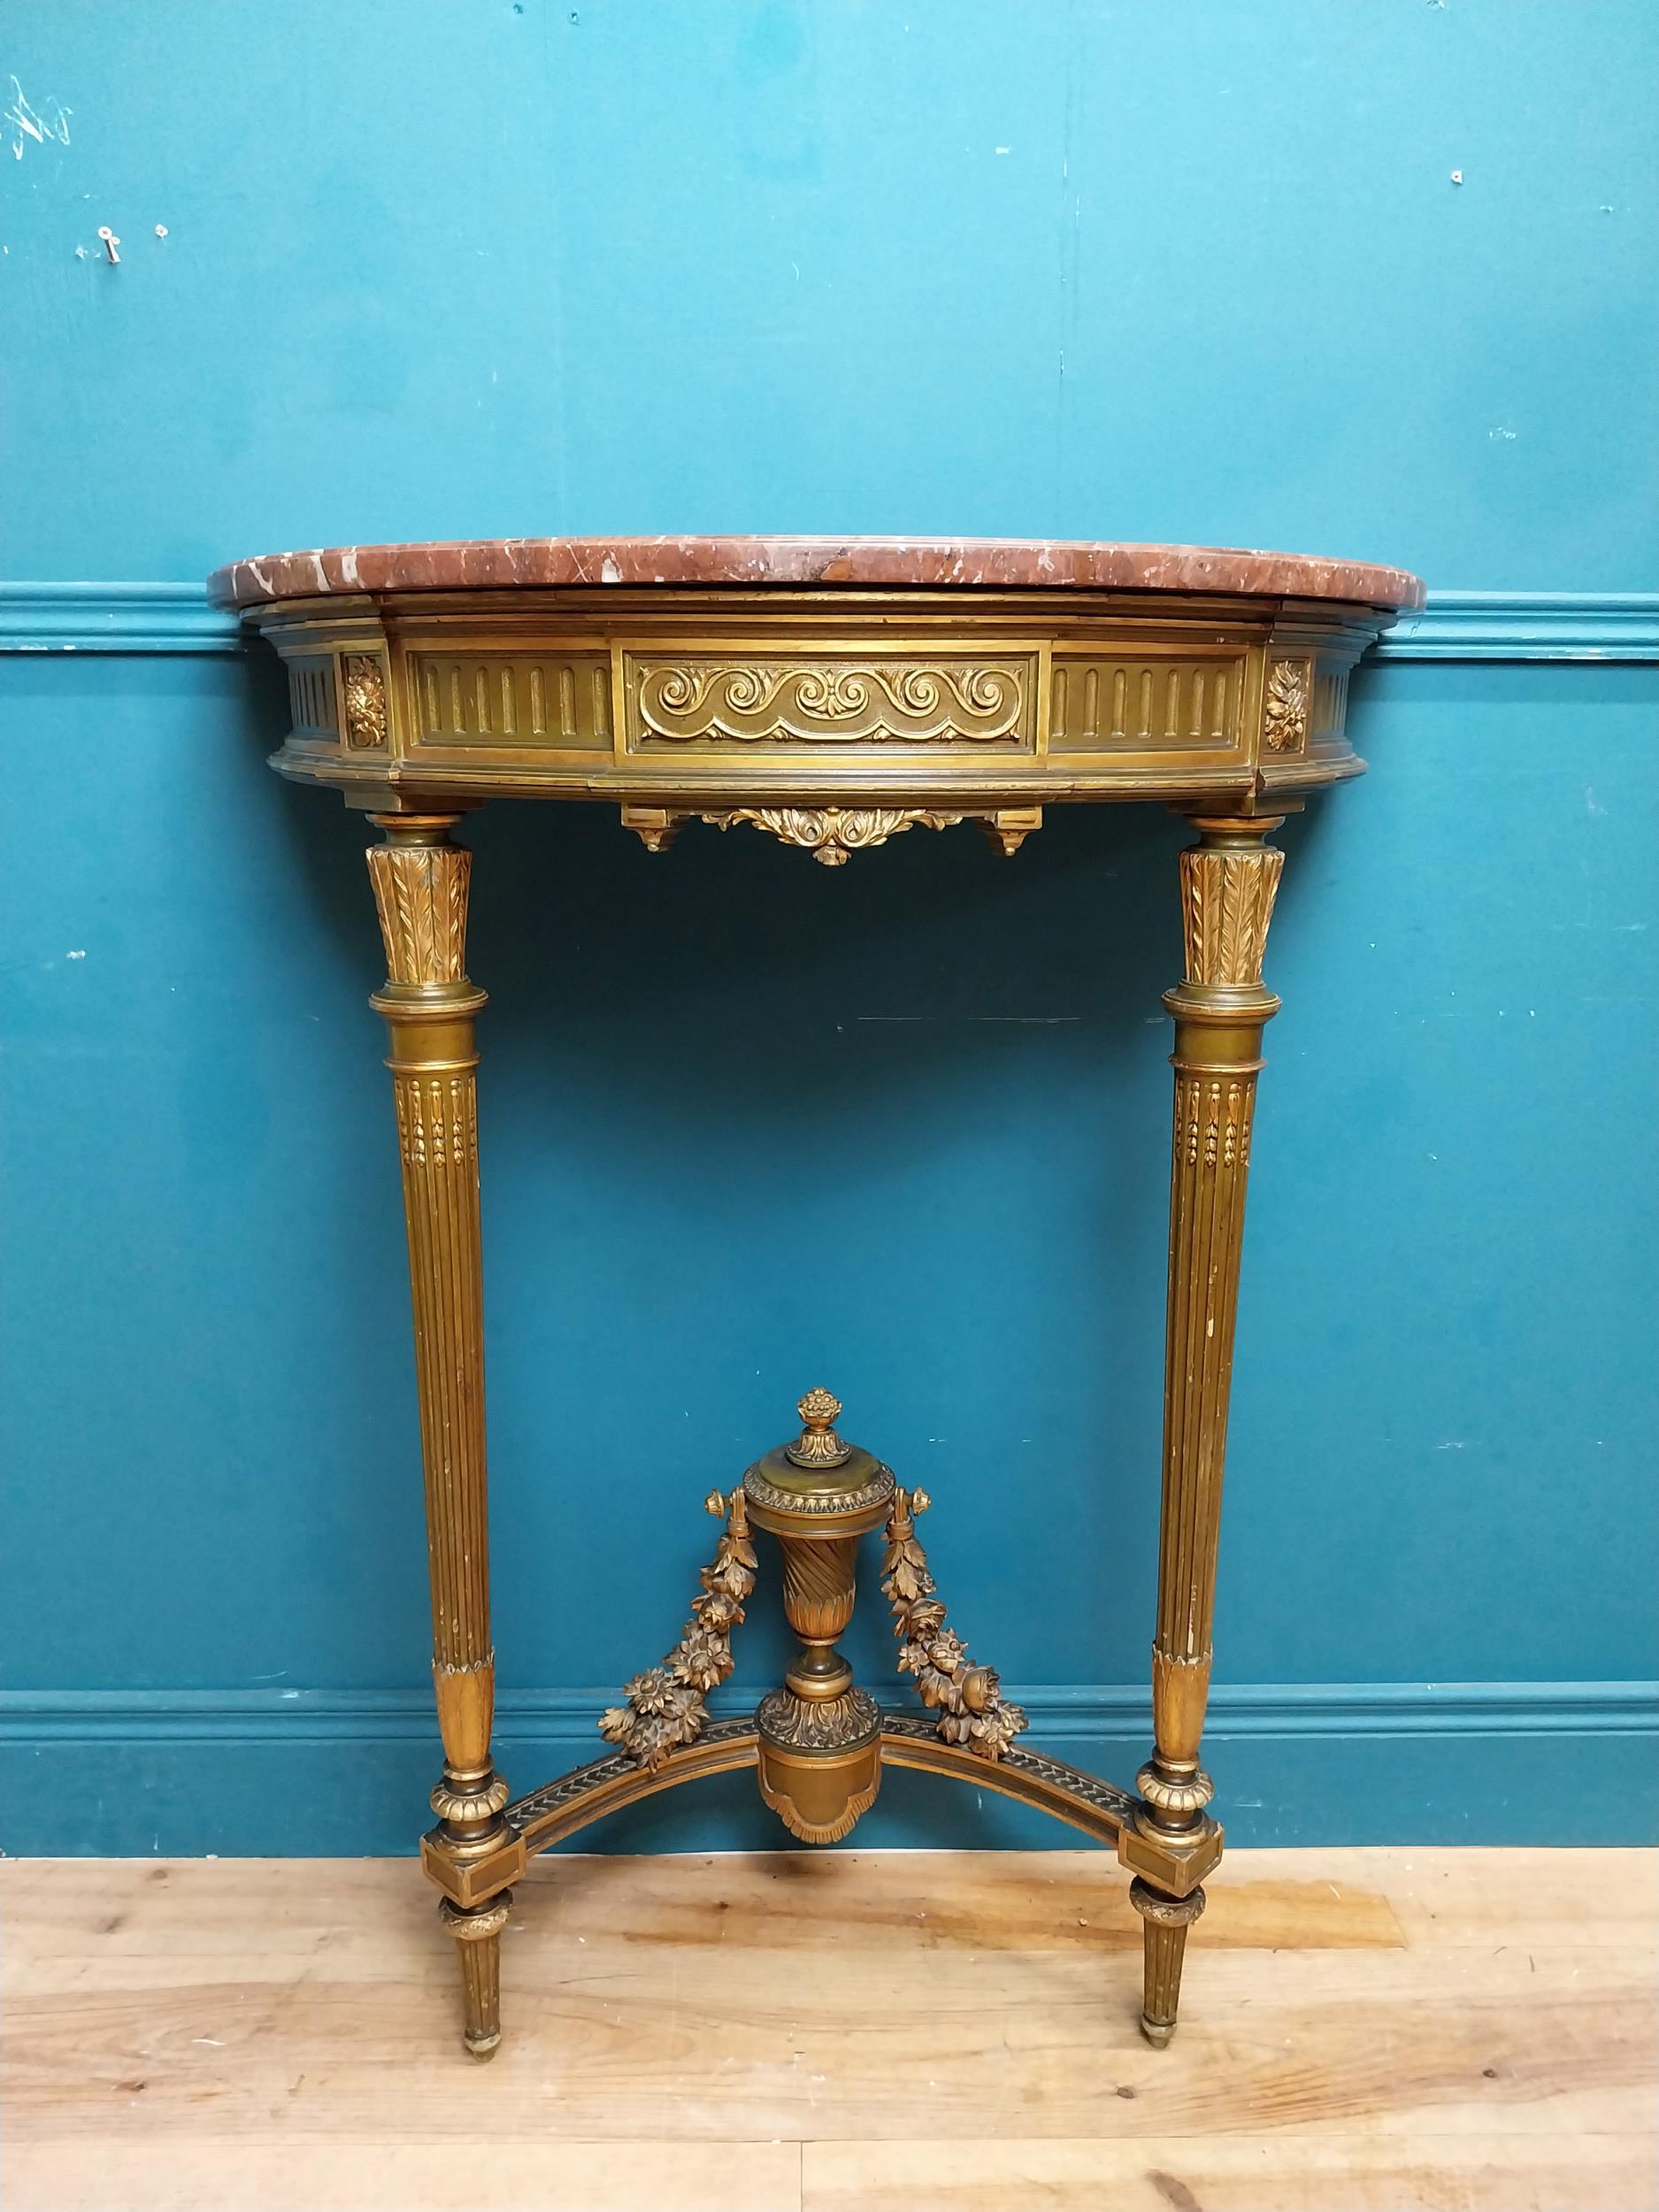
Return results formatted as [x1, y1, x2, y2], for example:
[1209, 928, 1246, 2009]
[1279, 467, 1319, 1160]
[440, 1894, 512, 2059]
[1130, 1878, 1207, 2046]
[1134, 813, 1285, 2043]
[367, 813, 511, 2054]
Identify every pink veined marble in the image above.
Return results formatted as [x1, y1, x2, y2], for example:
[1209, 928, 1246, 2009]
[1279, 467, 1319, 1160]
[208, 535, 1425, 611]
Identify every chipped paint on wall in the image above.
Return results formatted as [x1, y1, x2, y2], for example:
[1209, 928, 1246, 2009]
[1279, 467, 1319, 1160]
[5, 75, 72, 161]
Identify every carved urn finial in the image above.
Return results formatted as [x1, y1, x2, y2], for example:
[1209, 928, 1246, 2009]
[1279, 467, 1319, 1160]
[786, 1386, 851, 1470]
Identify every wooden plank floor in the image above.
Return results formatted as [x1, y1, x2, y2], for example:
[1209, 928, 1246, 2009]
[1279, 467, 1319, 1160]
[3, 1847, 1654, 2211]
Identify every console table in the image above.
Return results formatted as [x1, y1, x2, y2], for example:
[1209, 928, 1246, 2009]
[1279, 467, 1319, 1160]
[211, 534, 1423, 2059]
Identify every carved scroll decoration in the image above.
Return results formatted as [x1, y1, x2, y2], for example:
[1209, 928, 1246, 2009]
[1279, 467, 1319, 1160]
[702, 807, 964, 866]
[880, 1486, 1028, 1758]
[634, 659, 1028, 745]
[1262, 658, 1311, 752]
[598, 1488, 758, 1771]
[621, 804, 1041, 864]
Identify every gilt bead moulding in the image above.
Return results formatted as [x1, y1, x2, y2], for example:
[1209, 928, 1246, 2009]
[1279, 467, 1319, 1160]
[211, 534, 1424, 854]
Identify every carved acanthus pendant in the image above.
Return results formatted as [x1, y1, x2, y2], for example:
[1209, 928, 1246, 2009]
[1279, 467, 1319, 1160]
[881, 1486, 1027, 1759]
[598, 1488, 758, 1770]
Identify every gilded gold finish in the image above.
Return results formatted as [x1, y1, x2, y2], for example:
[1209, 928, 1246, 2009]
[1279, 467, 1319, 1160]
[622, 803, 1046, 864]
[233, 554, 1416, 2057]
[425, 1709, 1200, 1909]
[756, 1736, 882, 1844]
[786, 1386, 851, 1469]
[741, 1460, 895, 1519]
[978, 805, 1042, 856]
[881, 1487, 1028, 1759]
[341, 654, 388, 750]
[625, 652, 1033, 748]
[617, 802, 684, 853]
[438, 1893, 511, 2060]
[1263, 657, 1312, 750]
[597, 1488, 757, 1770]
[1130, 1878, 1207, 2047]
[350, 788, 1287, 2055]
[249, 581, 1394, 819]
[702, 804, 967, 865]
[1125, 812, 1286, 2039]
[366, 812, 512, 2043]
[741, 1394, 892, 1844]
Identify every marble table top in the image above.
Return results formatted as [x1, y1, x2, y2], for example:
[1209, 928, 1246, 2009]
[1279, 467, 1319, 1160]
[210, 536, 1425, 611]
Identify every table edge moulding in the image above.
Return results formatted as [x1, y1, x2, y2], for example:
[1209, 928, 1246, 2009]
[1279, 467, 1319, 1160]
[215, 534, 1425, 2058]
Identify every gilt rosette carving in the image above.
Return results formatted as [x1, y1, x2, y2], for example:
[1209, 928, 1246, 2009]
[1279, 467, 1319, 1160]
[1263, 657, 1311, 752]
[881, 1486, 1027, 1759]
[599, 1488, 758, 1771]
[342, 654, 389, 750]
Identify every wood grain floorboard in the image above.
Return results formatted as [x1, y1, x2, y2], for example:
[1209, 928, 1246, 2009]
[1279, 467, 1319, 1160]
[3, 1848, 1652, 2212]
[803, 2132, 1657, 2212]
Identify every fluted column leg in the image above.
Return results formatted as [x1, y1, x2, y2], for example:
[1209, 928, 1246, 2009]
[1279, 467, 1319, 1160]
[367, 812, 511, 2059]
[1135, 812, 1285, 2045]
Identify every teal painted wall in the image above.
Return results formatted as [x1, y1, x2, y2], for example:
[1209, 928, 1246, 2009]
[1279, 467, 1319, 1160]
[2, 1, 1655, 1852]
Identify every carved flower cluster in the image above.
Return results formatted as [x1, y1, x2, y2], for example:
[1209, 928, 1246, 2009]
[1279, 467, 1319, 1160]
[599, 1490, 758, 1771]
[881, 1487, 1028, 1761]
